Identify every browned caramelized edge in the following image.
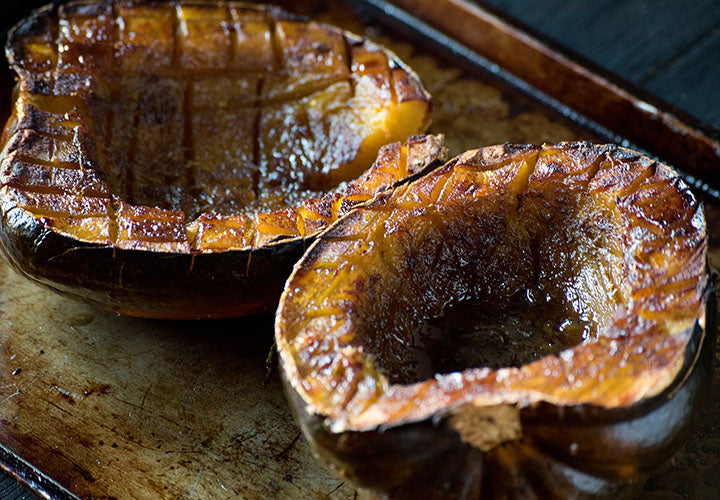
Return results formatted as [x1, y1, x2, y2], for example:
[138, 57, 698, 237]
[1, 0, 433, 254]
[276, 142, 710, 432]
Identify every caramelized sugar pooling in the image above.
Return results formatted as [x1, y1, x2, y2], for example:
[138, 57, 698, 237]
[399, 290, 596, 384]
[3, 1, 430, 251]
[344, 146, 625, 387]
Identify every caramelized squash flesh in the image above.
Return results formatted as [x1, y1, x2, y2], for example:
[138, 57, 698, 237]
[0, 1, 434, 318]
[2, 0, 430, 252]
[276, 143, 713, 497]
[347, 155, 625, 385]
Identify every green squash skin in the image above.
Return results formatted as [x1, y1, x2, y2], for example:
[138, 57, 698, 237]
[0, 206, 307, 319]
[281, 283, 715, 499]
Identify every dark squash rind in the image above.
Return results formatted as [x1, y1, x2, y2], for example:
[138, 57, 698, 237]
[275, 142, 715, 497]
[0, 204, 304, 318]
[1, 0, 437, 319]
[284, 297, 714, 498]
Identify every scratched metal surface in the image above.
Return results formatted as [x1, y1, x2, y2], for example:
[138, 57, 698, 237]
[0, 1, 719, 498]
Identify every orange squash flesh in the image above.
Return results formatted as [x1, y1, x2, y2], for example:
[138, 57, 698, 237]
[276, 142, 714, 497]
[0, 0, 434, 318]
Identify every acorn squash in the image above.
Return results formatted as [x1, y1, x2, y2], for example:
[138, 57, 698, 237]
[0, 0, 434, 318]
[276, 143, 715, 498]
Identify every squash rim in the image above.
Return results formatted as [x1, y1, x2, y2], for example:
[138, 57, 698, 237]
[275, 141, 713, 433]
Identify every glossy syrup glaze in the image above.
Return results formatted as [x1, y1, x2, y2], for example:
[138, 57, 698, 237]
[396, 291, 595, 384]
[1, 0, 431, 252]
[277, 142, 708, 431]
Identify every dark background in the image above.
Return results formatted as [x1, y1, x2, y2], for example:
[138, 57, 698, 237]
[482, 0, 720, 131]
[1, 0, 719, 498]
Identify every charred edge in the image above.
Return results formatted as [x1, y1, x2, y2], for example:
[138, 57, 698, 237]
[682, 196, 703, 226]
[252, 77, 263, 200]
[581, 150, 605, 189]
[6, 3, 56, 69]
[1, 112, 19, 151]
[613, 152, 658, 201]
[16, 181, 107, 205]
[396, 139, 449, 188]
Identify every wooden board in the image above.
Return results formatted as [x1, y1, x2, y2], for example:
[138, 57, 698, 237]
[1, 1, 719, 498]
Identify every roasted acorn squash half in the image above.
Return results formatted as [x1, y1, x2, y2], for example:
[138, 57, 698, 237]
[276, 143, 715, 498]
[0, 0, 433, 318]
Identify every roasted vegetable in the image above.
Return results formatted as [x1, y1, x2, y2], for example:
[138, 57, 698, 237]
[276, 143, 715, 498]
[0, 0, 433, 318]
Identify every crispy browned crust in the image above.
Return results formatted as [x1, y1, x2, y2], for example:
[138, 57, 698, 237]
[0, 0, 436, 318]
[275, 142, 715, 497]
